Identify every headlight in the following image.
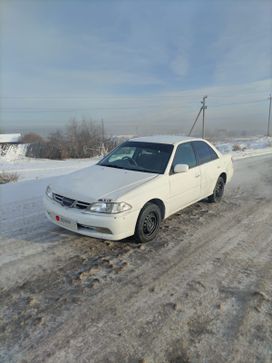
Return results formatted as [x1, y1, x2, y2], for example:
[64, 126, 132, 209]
[88, 201, 131, 214]
[46, 185, 53, 199]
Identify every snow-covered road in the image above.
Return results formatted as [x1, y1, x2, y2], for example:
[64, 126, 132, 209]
[0, 154, 272, 363]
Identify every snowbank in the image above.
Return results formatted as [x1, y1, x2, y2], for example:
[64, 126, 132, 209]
[0, 144, 28, 161]
[231, 147, 272, 160]
[216, 136, 272, 160]
[0, 143, 100, 181]
[0, 157, 99, 182]
[216, 136, 272, 154]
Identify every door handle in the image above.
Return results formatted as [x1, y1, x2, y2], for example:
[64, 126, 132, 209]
[195, 174, 200, 178]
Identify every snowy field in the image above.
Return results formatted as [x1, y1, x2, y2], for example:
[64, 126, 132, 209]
[0, 136, 271, 183]
[0, 144, 99, 181]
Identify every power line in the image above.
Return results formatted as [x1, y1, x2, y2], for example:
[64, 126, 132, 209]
[210, 99, 266, 107]
[0, 99, 267, 113]
[0, 91, 268, 100]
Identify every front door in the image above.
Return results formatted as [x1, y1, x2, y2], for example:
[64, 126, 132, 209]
[169, 142, 201, 214]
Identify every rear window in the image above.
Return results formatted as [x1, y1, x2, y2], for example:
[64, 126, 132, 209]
[192, 141, 218, 165]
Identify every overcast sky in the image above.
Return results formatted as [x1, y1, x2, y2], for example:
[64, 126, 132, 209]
[0, 0, 271, 135]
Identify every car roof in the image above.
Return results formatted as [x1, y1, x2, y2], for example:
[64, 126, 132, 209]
[129, 135, 202, 145]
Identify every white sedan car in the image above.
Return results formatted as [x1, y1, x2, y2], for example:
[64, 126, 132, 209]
[44, 136, 233, 243]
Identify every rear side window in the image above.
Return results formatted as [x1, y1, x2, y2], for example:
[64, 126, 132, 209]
[192, 141, 218, 165]
[172, 142, 197, 169]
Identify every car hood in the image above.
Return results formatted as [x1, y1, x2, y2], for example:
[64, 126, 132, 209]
[52, 164, 158, 202]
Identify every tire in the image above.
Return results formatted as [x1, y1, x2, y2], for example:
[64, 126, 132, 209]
[208, 176, 225, 203]
[134, 203, 162, 243]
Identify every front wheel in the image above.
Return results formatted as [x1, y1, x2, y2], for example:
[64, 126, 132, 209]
[208, 176, 225, 203]
[134, 203, 161, 243]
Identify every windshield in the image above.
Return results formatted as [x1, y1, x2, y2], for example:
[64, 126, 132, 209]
[98, 141, 174, 174]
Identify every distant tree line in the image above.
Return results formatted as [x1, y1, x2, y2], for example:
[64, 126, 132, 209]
[21, 119, 118, 160]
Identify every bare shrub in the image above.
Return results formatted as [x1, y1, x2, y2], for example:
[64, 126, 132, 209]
[23, 132, 46, 158]
[25, 119, 118, 160]
[21, 133, 45, 144]
[26, 141, 47, 158]
[45, 130, 68, 159]
[65, 119, 105, 158]
[0, 172, 19, 184]
[48, 119, 118, 159]
[232, 144, 242, 151]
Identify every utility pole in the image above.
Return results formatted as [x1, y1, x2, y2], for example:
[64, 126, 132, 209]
[188, 107, 203, 136]
[201, 96, 208, 139]
[101, 119, 105, 142]
[267, 94, 272, 137]
[188, 95, 208, 138]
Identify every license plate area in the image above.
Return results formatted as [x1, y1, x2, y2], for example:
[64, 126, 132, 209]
[48, 211, 77, 231]
[59, 216, 77, 230]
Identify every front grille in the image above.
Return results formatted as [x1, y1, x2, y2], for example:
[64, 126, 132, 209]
[53, 193, 91, 210]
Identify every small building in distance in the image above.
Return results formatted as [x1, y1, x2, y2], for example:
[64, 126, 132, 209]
[0, 134, 21, 144]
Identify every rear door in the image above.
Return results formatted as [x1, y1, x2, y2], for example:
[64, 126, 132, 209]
[169, 142, 201, 214]
[192, 141, 221, 198]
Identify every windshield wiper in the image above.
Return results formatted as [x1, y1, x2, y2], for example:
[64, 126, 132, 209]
[99, 164, 125, 170]
[100, 164, 159, 174]
[131, 168, 158, 174]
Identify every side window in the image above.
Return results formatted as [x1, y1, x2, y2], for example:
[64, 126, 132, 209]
[193, 141, 218, 165]
[209, 147, 219, 161]
[172, 142, 197, 170]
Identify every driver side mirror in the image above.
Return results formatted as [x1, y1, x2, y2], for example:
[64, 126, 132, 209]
[174, 164, 189, 173]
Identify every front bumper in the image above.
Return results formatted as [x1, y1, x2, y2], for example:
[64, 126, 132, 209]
[43, 195, 139, 241]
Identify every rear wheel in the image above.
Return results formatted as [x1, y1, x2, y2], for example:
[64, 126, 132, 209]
[208, 176, 225, 203]
[134, 203, 161, 243]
